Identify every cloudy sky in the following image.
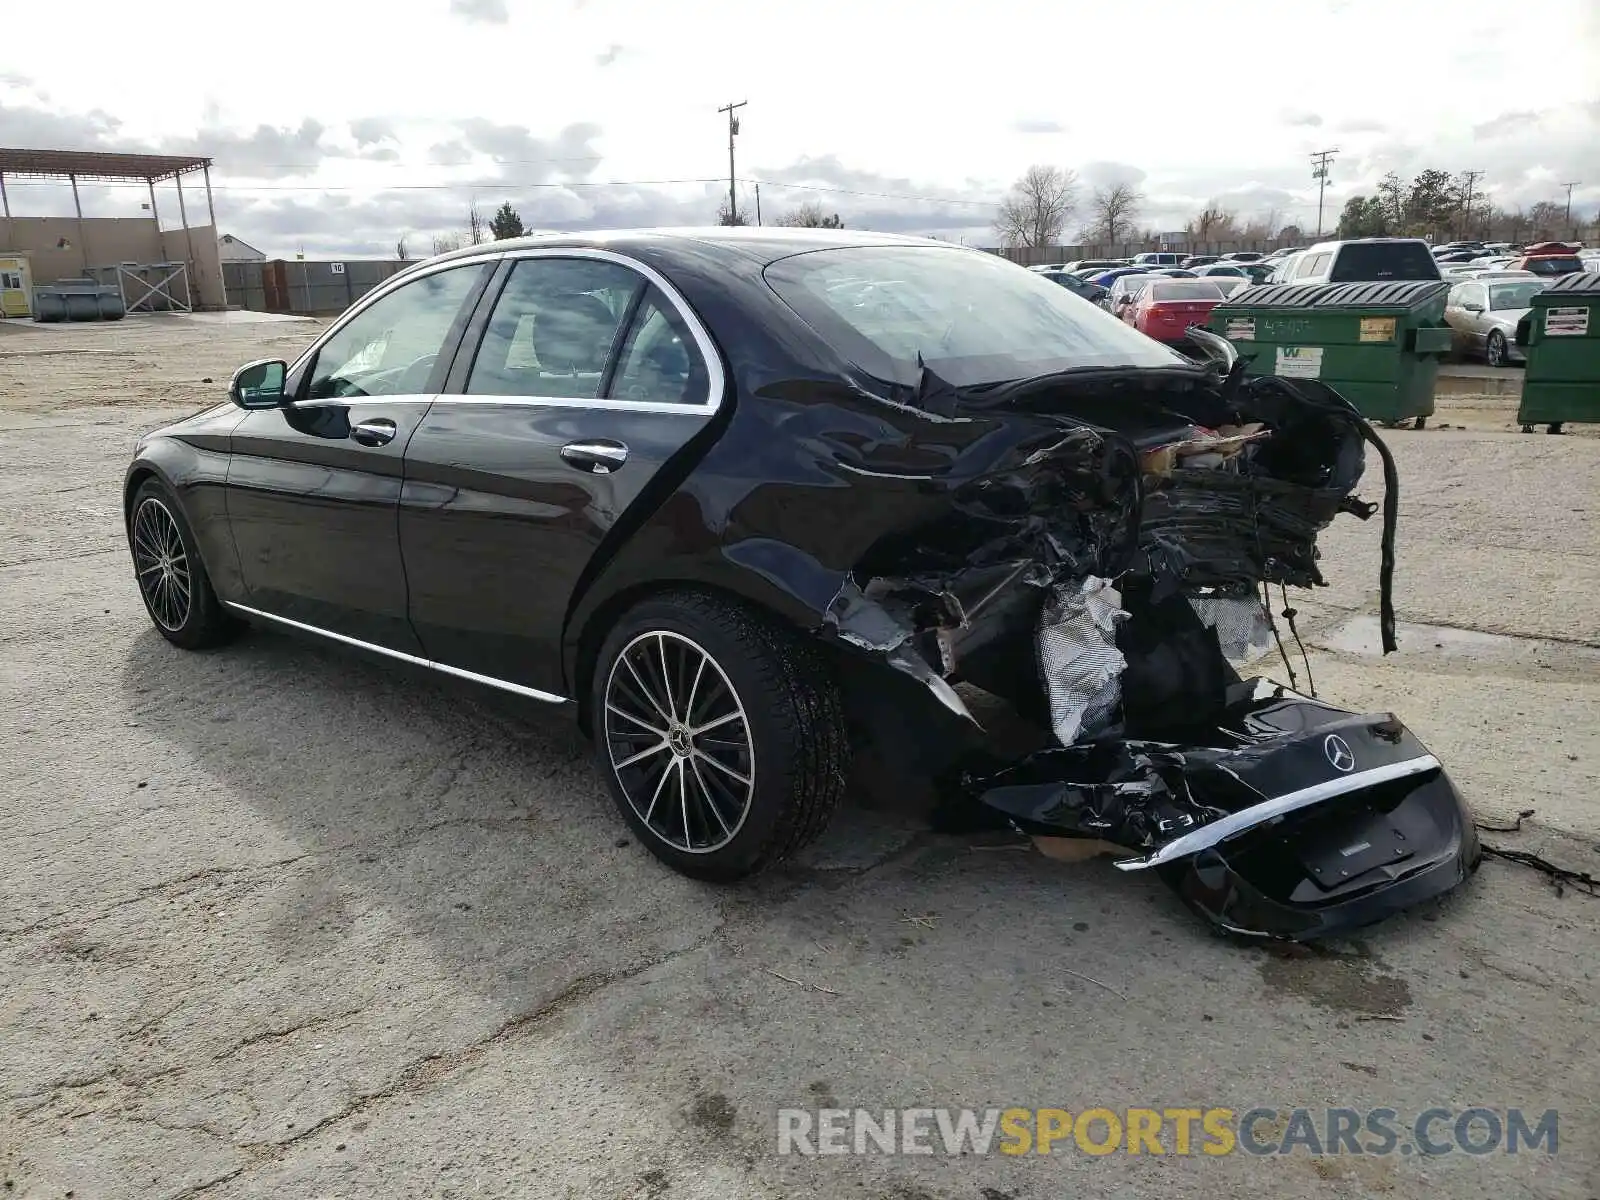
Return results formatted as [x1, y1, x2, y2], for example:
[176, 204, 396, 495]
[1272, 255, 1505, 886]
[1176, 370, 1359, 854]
[3, 0, 1596, 256]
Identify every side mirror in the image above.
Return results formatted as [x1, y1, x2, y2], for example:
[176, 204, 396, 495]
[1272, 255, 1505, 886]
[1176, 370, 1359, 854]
[1463, 302, 1484, 313]
[229, 359, 289, 409]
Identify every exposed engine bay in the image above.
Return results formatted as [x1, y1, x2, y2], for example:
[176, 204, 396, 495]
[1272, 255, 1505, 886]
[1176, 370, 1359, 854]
[815, 332, 1478, 940]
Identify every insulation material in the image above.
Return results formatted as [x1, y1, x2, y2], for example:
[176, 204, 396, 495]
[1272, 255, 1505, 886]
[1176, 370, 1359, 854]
[1189, 595, 1274, 661]
[1038, 576, 1128, 747]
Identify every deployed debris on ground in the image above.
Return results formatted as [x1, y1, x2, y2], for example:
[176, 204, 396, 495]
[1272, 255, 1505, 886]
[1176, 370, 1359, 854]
[813, 336, 1477, 940]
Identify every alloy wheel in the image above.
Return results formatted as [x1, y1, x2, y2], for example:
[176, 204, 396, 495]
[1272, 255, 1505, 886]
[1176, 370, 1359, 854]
[131, 497, 192, 631]
[1487, 332, 1506, 367]
[603, 630, 754, 854]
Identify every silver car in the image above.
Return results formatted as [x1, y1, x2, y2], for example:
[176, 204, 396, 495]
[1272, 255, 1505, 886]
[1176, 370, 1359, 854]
[1443, 277, 1548, 367]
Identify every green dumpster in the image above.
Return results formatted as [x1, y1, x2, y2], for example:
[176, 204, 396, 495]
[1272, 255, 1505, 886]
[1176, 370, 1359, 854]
[1516, 272, 1600, 434]
[1209, 280, 1452, 428]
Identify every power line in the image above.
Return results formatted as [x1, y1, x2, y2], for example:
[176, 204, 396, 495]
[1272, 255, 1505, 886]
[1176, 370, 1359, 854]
[1310, 149, 1339, 238]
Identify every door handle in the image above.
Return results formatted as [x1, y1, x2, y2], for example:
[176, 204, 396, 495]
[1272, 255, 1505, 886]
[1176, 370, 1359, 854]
[560, 439, 629, 474]
[351, 418, 398, 447]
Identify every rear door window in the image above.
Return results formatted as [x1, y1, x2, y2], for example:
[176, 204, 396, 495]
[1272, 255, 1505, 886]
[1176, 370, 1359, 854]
[465, 257, 642, 398]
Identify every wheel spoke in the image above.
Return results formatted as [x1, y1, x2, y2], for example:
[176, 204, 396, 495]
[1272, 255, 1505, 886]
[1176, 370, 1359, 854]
[614, 739, 671, 770]
[623, 654, 672, 723]
[684, 655, 708, 724]
[688, 754, 733, 838]
[657, 637, 678, 722]
[678, 758, 692, 848]
[693, 747, 751, 787]
[606, 701, 666, 738]
[691, 710, 742, 737]
[641, 757, 674, 825]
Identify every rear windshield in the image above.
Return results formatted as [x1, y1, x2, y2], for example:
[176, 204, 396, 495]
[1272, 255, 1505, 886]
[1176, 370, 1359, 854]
[1150, 281, 1225, 301]
[1327, 242, 1442, 282]
[1524, 257, 1582, 275]
[763, 246, 1188, 387]
[1489, 281, 1548, 309]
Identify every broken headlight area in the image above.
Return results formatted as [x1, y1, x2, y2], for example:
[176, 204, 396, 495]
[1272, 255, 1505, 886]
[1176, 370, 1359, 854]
[822, 366, 1473, 940]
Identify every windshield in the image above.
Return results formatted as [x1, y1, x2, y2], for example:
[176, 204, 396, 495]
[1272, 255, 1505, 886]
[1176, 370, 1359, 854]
[764, 246, 1188, 387]
[1489, 281, 1547, 310]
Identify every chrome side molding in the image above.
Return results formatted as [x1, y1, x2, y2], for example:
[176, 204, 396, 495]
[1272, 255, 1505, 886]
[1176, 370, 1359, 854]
[223, 602, 570, 705]
[1114, 754, 1443, 871]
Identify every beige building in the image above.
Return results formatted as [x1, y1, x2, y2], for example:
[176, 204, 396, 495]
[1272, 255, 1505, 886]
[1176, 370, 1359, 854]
[218, 233, 265, 262]
[0, 148, 228, 311]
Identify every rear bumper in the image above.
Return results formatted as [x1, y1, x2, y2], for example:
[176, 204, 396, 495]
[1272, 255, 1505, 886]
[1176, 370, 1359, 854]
[1158, 767, 1481, 941]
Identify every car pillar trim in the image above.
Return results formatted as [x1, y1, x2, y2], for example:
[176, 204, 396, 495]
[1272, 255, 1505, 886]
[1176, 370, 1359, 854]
[1113, 754, 1443, 871]
[223, 602, 571, 705]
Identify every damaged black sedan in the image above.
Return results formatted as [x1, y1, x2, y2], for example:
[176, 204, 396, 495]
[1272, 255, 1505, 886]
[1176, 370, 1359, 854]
[122, 228, 1478, 939]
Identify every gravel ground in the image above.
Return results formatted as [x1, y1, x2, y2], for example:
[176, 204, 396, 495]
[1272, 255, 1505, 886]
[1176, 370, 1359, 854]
[2, 315, 1597, 1200]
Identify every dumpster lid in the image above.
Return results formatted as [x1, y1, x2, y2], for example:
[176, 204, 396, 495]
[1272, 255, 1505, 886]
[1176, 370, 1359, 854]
[1531, 271, 1600, 301]
[1217, 280, 1448, 310]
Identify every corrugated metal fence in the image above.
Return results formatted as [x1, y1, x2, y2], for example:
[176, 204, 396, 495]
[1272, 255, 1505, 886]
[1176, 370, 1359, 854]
[222, 259, 411, 316]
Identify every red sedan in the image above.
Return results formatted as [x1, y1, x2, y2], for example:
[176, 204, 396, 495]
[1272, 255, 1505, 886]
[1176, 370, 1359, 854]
[1124, 279, 1228, 345]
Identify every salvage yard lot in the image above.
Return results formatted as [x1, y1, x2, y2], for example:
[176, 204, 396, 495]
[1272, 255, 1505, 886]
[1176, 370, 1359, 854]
[2, 314, 1597, 1199]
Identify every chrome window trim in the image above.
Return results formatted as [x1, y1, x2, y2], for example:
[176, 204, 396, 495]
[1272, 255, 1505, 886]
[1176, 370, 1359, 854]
[225, 602, 570, 705]
[445, 246, 725, 415]
[1113, 754, 1443, 871]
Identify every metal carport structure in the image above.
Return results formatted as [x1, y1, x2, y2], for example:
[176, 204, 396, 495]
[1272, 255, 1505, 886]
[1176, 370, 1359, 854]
[0, 148, 224, 312]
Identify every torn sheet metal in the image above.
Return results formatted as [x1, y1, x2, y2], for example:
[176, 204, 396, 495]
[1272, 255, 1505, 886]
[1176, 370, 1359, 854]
[1038, 576, 1127, 747]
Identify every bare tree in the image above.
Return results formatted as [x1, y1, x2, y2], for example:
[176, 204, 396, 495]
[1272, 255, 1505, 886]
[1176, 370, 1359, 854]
[716, 196, 748, 226]
[431, 232, 466, 255]
[1241, 206, 1284, 241]
[775, 199, 844, 228]
[395, 235, 410, 262]
[993, 165, 1080, 247]
[1187, 201, 1240, 241]
[467, 203, 485, 245]
[1086, 182, 1142, 244]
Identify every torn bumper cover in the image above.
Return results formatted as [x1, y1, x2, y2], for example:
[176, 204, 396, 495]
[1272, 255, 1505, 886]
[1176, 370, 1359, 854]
[969, 681, 1480, 940]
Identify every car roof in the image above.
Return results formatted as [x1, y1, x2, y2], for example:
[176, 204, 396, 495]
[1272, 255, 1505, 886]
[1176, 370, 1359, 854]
[420, 226, 949, 271]
[1303, 237, 1430, 252]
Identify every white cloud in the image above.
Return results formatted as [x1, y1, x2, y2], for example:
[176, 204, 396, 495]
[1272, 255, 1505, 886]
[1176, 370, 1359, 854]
[2, 0, 1596, 253]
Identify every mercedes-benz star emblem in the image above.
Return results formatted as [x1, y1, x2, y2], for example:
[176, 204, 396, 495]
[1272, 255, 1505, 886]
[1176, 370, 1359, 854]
[1324, 734, 1356, 773]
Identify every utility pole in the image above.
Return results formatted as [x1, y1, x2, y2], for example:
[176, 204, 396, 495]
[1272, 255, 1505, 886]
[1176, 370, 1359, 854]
[1562, 181, 1581, 229]
[755, 183, 762, 226]
[1310, 149, 1339, 238]
[1459, 170, 1484, 238]
[717, 100, 747, 224]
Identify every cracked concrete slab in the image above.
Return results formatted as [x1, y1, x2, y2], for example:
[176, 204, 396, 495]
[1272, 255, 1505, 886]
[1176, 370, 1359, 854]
[2, 319, 1598, 1199]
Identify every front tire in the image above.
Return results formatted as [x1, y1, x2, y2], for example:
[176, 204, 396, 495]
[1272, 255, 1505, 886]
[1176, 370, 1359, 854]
[592, 591, 848, 882]
[128, 479, 234, 650]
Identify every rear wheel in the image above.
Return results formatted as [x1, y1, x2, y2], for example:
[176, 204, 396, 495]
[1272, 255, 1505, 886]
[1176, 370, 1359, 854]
[592, 591, 848, 881]
[1486, 330, 1509, 367]
[128, 480, 234, 650]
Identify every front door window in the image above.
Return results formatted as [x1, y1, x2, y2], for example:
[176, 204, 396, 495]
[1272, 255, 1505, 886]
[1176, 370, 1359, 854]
[305, 264, 489, 400]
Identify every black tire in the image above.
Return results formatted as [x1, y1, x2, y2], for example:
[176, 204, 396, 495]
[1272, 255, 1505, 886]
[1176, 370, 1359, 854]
[591, 591, 848, 882]
[1486, 330, 1509, 368]
[1414, 415, 1428, 430]
[127, 479, 235, 650]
